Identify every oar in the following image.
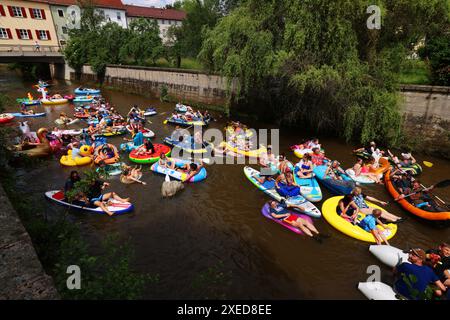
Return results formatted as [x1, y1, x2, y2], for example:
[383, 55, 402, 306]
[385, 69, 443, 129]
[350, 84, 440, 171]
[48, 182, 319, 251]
[388, 179, 450, 204]
[393, 164, 445, 204]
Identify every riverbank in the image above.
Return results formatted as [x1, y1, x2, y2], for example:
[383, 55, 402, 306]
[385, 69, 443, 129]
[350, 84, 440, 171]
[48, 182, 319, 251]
[0, 182, 58, 299]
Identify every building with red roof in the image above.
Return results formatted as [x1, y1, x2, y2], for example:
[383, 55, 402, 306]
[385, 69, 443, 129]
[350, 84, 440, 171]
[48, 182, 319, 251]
[124, 4, 186, 43]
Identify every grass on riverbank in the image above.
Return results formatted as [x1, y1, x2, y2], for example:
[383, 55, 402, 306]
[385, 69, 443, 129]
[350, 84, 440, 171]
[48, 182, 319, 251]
[398, 59, 431, 85]
[155, 57, 205, 71]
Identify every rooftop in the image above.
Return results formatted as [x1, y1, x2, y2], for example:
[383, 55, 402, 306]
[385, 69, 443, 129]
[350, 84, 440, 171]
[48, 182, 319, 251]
[125, 5, 186, 21]
[47, 0, 126, 10]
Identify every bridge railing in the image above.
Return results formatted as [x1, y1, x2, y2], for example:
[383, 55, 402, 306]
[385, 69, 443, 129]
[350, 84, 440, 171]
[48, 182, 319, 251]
[0, 44, 63, 54]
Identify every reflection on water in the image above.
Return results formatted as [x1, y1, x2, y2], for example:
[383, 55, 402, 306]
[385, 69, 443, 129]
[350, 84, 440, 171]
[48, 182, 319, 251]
[1, 66, 449, 299]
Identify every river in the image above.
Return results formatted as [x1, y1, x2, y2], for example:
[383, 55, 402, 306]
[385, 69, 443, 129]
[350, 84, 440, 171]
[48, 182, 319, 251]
[1, 66, 449, 299]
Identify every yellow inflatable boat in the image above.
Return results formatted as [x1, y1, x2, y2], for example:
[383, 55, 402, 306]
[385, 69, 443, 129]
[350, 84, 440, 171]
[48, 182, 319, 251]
[220, 141, 267, 158]
[321, 196, 397, 243]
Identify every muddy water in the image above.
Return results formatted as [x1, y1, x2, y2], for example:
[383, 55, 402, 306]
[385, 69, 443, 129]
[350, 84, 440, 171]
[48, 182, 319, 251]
[1, 67, 449, 299]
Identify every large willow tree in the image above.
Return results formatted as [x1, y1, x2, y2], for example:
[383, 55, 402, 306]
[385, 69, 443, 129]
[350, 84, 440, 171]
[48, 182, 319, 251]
[199, 0, 449, 146]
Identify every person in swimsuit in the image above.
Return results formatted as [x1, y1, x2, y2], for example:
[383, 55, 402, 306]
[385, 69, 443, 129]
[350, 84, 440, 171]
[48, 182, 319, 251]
[158, 152, 175, 169]
[121, 166, 146, 185]
[336, 194, 359, 224]
[295, 153, 314, 178]
[349, 158, 364, 176]
[268, 200, 322, 239]
[363, 157, 382, 184]
[177, 161, 204, 182]
[278, 153, 294, 174]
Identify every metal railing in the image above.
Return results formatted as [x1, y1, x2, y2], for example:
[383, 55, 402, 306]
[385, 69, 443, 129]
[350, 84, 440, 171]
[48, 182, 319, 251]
[0, 44, 63, 54]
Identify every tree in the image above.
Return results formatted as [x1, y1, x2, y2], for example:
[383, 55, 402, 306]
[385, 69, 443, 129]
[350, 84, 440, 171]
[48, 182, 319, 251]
[419, 32, 450, 86]
[174, 0, 222, 58]
[120, 18, 163, 66]
[165, 25, 184, 68]
[199, 0, 449, 147]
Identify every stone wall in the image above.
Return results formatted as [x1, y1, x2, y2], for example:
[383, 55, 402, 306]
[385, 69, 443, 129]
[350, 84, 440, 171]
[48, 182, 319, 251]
[69, 64, 237, 106]
[0, 184, 58, 299]
[399, 85, 450, 158]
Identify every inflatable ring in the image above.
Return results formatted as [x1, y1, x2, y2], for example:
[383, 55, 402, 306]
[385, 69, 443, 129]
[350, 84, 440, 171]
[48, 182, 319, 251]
[60, 148, 92, 166]
[129, 143, 171, 164]
[94, 144, 119, 165]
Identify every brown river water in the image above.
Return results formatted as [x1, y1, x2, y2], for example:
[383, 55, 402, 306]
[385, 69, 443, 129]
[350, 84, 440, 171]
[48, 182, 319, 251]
[1, 67, 449, 299]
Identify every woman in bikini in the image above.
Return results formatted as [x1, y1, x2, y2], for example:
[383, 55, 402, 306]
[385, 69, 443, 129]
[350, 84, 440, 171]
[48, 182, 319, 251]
[296, 154, 314, 178]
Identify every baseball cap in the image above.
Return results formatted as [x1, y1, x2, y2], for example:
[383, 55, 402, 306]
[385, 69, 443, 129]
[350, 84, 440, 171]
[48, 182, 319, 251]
[403, 248, 426, 260]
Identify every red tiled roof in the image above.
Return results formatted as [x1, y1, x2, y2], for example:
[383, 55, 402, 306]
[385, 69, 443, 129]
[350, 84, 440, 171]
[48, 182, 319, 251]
[125, 5, 186, 21]
[47, 0, 126, 10]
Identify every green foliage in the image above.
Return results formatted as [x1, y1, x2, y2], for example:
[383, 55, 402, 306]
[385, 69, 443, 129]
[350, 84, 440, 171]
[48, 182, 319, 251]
[64, 7, 163, 77]
[159, 85, 169, 102]
[7, 63, 51, 80]
[191, 260, 232, 299]
[0, 92, 11, 113]
[120, 18, 163, 66]
[65, 168, 104, 202]
[398, 59, 431, 85]
[173, 0, 223, 58]
[401, 273, 435, 300]
[419, 33, 450, 85]
[56, 234, 156, 299]
[199, 0, 449, 147]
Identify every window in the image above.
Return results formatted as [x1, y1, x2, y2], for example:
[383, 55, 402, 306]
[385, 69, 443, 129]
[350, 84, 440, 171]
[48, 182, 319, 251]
[158, 19, 162, 24]
[117, 12, 121, 20]
[19, 29, 29, 39]
[38, 30, 48, 40]
[0, 28, 9, 39]
[58, 9, 64, 17]
[99, 10, 105, 17]
[32, 8, 42, 19]
[12, 6, 23, 17]
[62, 26, 68, 34]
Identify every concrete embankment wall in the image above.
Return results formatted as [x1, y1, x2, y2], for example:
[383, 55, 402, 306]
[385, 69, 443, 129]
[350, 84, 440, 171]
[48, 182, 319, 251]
[0, 184, 58, 299]
[69, 64, 236, 107]
[400, 85, 450, 158]
[67, 64, 450, 157]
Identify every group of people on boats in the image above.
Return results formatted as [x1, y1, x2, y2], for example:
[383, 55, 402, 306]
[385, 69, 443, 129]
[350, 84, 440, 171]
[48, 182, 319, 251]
[157, 152, 205, 182]
[64, 170, 130, 216]
[170, 109, 210, 123]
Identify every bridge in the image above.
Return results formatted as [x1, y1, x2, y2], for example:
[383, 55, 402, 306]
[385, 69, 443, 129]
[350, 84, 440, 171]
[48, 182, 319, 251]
[0, 44, 65, 64]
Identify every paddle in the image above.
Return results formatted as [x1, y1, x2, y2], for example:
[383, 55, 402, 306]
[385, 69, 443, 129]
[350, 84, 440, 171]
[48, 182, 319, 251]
[394, 165, 448, 205]
[423, 161, 433, 168]
[389, 179, 450, 204]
